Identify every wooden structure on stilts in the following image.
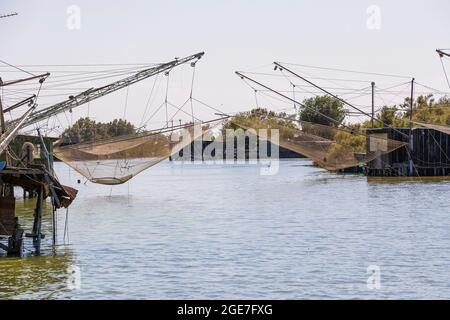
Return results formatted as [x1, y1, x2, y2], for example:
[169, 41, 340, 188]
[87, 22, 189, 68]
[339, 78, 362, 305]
[0, 72, 77, 256]
[0, 166, 77, 255]
[1, 53, 204, 254]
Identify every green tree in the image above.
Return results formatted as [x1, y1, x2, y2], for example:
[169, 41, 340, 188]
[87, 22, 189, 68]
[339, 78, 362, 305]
[224, 107, 295, 130]
[360, 94, 450, 129]
[106, 119, 136, 137]
[299, 96, 346, 126]
[376, 106, 397, 127]
[60, 117, 136, 144]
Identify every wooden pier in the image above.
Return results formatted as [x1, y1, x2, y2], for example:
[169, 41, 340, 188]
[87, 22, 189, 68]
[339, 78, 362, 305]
[0, 165, 77, 256]
[0, 133, 77, 257]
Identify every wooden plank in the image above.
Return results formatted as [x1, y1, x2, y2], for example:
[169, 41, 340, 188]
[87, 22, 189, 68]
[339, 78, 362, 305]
[0, 196, 16, 235]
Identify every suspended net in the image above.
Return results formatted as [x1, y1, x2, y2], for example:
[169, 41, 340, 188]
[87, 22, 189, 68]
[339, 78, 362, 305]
[230, 116, 407, 171]
[54, 118, 225, 185]
[412, 120, 450, 135]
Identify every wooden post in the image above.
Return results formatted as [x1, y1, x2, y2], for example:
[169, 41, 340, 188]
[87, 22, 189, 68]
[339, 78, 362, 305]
[0, 93, 5, 134]
[7, 217, 24, 256]
[32, 187, 44, 254]
[40, 131, 60, 246]
[52, 207, 57, 245]
[371, 82, 375, 128]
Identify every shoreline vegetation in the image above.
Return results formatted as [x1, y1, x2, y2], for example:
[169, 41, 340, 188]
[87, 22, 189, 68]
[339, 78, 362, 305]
[59, 94, 449, 155]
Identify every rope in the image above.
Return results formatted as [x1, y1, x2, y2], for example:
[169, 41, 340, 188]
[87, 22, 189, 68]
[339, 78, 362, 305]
[428, 130, 450, 164]
[191, 97, 230, 116]
[439, 56, 450, 90]
[167, 99, 202, 123]
[189, 63, 196, 123]
[278, 67, 411, 138]
[240, 74, 343, 128]
[164, 71, 170, 127]
[254, 89, 259, 108]
[0, 59, 36, 77]
[139, 75, 160, 128]
[291, 82, 297, 110]
[277, 61, 413, 79]
[63, 208, 70, 244]
[123, 86, 129, 119]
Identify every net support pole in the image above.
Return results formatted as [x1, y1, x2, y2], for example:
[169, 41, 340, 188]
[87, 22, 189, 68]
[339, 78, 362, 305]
[273, 62, 410, 139]
[408, 78, 415, 176]
[38, 129, 57, 245]
[371, 82, 375, 128]
[0, 95, 5, 134]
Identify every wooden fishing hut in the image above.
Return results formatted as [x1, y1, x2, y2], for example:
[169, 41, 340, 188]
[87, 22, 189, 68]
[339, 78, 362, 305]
[366, 127, 450, 177]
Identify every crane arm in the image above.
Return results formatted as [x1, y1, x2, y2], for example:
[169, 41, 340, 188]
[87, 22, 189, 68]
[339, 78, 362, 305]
[0, 73, 50, 87]
[0, 105, 36, 155]
[10, 52, 204, 128]
[3, 95, 36, 113]
[437, 49, 450, 59]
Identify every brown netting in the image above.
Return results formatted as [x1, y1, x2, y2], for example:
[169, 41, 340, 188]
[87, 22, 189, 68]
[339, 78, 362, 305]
[230, 116, 407, 171]
[412, 120, 450, 135]
[54, 119, 224, 185]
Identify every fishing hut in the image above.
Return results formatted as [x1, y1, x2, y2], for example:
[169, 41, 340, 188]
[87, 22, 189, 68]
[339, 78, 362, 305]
[366, 127, 450, 177]
[172, 137, 305, 161]
[0, 164, 77, 256]
[0, 72, 77, 256]
[0, 131, 77, 256]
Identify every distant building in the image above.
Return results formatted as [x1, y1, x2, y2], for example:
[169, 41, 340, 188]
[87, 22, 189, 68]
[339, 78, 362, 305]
[366, 128, 450, 176]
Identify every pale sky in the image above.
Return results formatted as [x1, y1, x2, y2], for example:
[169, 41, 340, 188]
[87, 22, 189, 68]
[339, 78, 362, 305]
[1, 0, 449, 132]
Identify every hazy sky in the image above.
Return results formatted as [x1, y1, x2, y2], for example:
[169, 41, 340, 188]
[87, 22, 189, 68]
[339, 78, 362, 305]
[1, 0, 449, 130]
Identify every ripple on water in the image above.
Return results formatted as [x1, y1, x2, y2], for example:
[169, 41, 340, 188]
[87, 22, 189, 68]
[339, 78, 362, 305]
[1, 160, 450, 299]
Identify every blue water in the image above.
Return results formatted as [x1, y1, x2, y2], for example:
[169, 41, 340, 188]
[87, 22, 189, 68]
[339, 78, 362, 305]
[1, 159, 450, 299]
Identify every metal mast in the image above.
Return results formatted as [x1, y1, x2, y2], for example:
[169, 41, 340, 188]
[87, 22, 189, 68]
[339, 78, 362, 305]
[371, 82, 375, 128]
[437, 49, 450, 90]
[437, 49, 450, 59]
[0, 12, 18, 19]
[408, 78, 415, 176]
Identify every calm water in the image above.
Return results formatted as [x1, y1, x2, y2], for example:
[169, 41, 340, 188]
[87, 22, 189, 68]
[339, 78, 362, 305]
[1, 159, 450, 299]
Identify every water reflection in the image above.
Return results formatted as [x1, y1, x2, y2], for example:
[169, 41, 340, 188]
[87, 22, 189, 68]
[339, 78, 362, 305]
[368, 176, 450, 185]
[0, 197, 54, 257]
[0, 247, 76, 299]
[0, 195, 78, 299]
[1, 160, 450, 299]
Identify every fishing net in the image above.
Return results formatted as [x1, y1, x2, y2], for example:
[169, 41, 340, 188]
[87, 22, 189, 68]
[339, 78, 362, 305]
[54, 119, 224, 185]
[412, 121, 450, 135]
[230, 116, 407, 171]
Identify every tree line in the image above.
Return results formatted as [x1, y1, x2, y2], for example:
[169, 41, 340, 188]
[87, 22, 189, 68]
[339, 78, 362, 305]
[60, 117, 136, 144]
[59, 94, 449, 145]
[224, 94, 450, 129]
